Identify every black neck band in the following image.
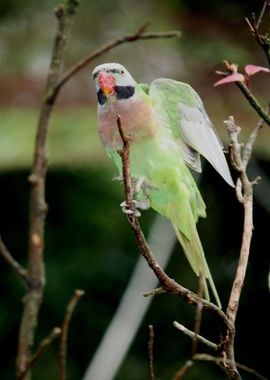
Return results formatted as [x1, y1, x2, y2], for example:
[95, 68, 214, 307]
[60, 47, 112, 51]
[97, 86, 135, 105]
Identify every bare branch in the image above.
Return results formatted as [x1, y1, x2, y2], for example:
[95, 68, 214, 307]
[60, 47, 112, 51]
[16, 1, 80, 377]
[0, 238, 28, 282]
[173, 321, 218, 351]
[59, 289, 85, 380]
[221, 115, 263, 380]
[54, 24, 180, 97]
[173, 360, 193, 380]
[235, 81, 270, 126]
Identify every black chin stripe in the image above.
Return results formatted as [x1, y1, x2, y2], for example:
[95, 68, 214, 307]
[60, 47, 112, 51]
[115, 86, 135, 100]
[97, 85, 135, 105]
[97, 89, 107, 105]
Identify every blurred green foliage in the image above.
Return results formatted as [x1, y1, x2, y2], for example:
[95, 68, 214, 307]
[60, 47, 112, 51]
[0, 0, 270, 379]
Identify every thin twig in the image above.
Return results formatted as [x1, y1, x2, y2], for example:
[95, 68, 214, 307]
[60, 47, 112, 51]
[18, 327, 61, 380]
[147, 325, 155, 380]
[173, 321, 218, 351]
[53, 25, 180, 98]
[173, 360, 193, 380]
[193, 354, 269, 380]
[59, 289, 85, 380]
[0, 238, 28, 282]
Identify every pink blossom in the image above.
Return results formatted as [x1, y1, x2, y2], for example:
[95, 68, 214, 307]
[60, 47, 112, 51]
[214, 73, 245, 87]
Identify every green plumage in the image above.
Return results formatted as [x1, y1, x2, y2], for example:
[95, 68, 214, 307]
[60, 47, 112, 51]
[93, 63, 234, 308]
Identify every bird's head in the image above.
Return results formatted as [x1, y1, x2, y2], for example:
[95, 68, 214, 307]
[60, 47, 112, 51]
[92, 63, 136, 105]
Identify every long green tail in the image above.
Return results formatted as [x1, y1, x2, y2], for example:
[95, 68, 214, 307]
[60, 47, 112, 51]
[172, 223, 221, 309]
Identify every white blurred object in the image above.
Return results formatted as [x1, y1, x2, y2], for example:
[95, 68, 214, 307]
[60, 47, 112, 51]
[83, 216, 176, 380]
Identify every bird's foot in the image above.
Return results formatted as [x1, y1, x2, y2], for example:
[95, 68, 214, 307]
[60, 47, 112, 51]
[120, 199, 151, 217]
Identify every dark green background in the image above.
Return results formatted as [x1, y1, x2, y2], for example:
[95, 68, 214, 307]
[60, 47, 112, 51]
[0, 1, 269, 379]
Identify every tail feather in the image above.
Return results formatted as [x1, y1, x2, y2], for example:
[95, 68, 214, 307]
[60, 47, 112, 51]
[172, 223, 221, 308]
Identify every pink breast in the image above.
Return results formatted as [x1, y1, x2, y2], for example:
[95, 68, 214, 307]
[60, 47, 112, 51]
[98, 98, 158, 149]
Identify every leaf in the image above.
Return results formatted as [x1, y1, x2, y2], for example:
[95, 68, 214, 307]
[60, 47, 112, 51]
[244, 64, 270, 77]
[213, 73, 245, 87]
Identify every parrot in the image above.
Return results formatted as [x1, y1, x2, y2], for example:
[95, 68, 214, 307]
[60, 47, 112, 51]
[92, 62, 234, 308]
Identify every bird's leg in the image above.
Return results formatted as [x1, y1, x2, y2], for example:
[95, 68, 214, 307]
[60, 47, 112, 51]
[133, 176, 151, 211]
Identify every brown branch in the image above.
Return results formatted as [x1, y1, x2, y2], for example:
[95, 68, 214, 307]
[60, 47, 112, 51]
[173, 360, 193, 380]
[54, 24, 180, 96]
[235, 81, 270, 126]
[222, 116, 262, 379]
[147, 325, 155, 380]
[59, 289, 85, 380]
[0, 237, 28, 282]
[18, 327, 61, 380]
[16, 1, 80, 378]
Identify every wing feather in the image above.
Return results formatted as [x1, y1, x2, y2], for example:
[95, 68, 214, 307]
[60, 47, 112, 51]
[149, 78, 234, 187]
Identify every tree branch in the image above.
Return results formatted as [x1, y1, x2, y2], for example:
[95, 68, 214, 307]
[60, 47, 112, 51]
[54, 24, 180, 97]
[16, 1, 80, 378]
[173, 321, 218, 351]
[222, 116, 262, 379]
[235, 81, 270, 126]
[59, 289, 85, 380]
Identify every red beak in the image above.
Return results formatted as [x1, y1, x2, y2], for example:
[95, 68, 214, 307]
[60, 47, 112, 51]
[98, 72, 115, 97]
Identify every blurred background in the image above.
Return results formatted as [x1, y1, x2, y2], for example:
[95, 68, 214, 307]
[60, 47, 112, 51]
[0, 0, 270, 379]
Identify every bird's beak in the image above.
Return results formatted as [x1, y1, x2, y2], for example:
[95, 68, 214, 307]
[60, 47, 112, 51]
[98, 72, 115, 97]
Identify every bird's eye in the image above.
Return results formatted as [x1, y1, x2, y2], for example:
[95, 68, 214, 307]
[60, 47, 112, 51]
[121, 70, 124, 74]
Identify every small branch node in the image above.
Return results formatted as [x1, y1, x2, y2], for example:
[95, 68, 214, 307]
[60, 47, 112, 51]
[143, 287, 167, 297]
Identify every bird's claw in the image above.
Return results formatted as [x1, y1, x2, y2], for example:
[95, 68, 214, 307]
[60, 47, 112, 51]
[120, 200, 142, 217]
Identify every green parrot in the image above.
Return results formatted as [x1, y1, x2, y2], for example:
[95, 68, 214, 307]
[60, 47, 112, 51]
[92, 63, 234, 308]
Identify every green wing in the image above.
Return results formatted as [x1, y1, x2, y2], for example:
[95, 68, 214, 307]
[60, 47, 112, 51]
[149, 78, 234, 187]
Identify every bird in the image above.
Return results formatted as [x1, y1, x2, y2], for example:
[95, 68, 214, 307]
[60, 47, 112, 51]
[92, 62, 234, 308]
